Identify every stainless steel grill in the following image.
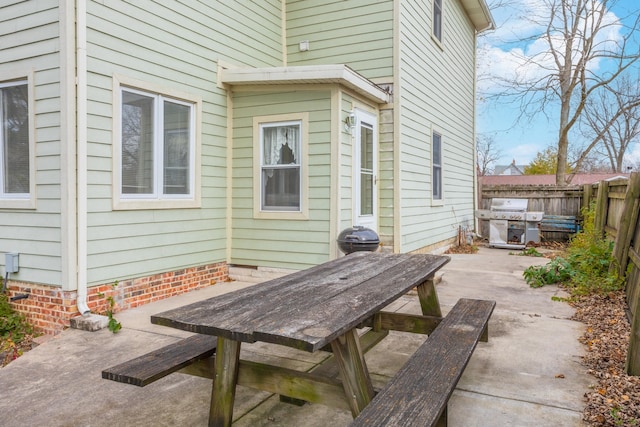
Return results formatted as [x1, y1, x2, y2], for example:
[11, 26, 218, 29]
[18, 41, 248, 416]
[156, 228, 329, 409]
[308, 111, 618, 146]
[475, 198, 544, 249]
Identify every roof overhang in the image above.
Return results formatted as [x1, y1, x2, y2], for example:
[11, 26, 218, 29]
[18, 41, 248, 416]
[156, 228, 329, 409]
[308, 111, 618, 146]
[220, 64, 390, 104]
[460, 0, 495, 32]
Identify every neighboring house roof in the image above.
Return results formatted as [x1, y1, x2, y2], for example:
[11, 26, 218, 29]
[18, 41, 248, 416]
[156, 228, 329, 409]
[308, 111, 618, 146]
[460, 0, 494, 31]
[493, 163, 525, 175]
[480, 174, 630, 186]
[220, 65, 390, 104]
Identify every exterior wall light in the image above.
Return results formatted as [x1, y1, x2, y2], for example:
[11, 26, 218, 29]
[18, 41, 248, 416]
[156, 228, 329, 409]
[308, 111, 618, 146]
[344, 111, 356, 134]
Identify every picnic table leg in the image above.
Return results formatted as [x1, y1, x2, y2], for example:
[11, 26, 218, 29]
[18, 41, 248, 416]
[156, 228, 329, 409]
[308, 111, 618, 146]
[209, 337, 241, 427]
[417, 276, 442, 317]
[331, 328, 375, 417]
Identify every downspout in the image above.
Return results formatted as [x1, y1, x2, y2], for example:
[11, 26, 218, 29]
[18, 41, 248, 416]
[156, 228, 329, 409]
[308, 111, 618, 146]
[392, 0, 401, 253]
[76, 0, 90, 315]
[473, 9, 495, 238]
[472, 29, 480, 237]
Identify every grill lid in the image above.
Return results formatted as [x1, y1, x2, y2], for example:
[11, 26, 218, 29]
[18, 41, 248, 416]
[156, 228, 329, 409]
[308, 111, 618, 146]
[490, 198, 528, 212]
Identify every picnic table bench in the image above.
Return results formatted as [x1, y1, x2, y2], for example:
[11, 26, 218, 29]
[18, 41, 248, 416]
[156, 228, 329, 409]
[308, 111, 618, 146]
[102, 334, 218, 386]
[102, 252, 495, 427]
[351, 298, 495, 427]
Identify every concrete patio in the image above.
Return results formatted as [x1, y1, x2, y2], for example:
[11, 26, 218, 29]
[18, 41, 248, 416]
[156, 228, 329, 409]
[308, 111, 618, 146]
[0, 247, 592, 426]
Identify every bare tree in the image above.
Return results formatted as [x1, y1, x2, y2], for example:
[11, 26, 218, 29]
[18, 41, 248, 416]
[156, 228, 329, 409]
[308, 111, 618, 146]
[476, 134, 502, 175]
[581, 75, 640, 172]
[480, 0, 640, 184]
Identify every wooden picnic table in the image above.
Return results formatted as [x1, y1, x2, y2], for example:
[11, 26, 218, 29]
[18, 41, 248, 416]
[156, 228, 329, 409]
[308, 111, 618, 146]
[151, 252, 450, 427]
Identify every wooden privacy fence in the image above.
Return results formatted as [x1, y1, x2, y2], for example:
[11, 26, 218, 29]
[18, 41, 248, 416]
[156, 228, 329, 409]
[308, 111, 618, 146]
[590, 173, 640, 375]
[480, 175, 640, 375]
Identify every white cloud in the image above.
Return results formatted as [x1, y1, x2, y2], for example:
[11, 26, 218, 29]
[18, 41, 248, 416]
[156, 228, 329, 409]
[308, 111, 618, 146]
[623, 143, 640, 169]
[504, 143, 542, 165]
[479, 0, 625, 95]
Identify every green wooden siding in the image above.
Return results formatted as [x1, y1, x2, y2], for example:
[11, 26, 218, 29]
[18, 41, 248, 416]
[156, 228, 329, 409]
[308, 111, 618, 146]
[231, 90, 333, 270]
[0, 0, 63, 285]
[82, 1, 284, 285]
[378, 106, 395, 247]
[339, 96, 354, 233]
[398, 0, 477, 252]
[1, 0, 482, 287]
[286, 0, 394, 80]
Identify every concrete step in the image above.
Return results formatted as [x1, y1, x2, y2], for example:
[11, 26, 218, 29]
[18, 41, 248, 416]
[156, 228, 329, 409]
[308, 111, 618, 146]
[228, 266, 296, 283]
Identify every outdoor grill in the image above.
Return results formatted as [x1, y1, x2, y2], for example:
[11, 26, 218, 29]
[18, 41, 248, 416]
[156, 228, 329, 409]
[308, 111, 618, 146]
[475, 198, 544, 249]
[337, 226, 380, 254]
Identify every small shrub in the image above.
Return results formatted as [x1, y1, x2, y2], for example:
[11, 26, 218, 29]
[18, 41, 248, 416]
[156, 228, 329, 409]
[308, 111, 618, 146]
[97, 281, 122, 334]
[0, 293, 33, 343]
[513, 247, 544, 257]
[0, 292, 34, 365]
[523, 257, 572, 288]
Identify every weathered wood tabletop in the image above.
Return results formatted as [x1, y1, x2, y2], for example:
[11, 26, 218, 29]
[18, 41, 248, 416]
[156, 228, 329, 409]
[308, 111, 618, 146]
[151, 252, 449, 351]
[150, 252, 450, 427]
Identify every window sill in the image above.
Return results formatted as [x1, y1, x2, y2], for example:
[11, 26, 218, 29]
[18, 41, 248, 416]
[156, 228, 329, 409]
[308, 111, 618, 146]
[431, 34, 444, 51]
[0, 198, 36, 210]
[113, 198, 200, 210]
[253, 209, 309, 220]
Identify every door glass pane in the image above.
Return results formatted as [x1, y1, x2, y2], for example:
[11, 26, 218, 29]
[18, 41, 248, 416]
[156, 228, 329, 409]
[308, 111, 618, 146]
[2, 84, 29, 194]
[163, 101, 190, 194]
[360, 124, 373, 215]
[122, 91, 154, 194]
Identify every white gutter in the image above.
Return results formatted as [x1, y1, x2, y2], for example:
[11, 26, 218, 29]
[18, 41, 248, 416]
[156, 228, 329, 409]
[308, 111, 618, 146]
[76, 0, 90, 315]
[460, 0, 495, 33]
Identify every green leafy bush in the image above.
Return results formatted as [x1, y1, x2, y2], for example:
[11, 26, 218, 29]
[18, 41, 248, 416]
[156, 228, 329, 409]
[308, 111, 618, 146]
[523, 257, 572, 288]
[515, 247, 544, 257]
[0, 293, 33, 343]
[523, 202, 624, 295]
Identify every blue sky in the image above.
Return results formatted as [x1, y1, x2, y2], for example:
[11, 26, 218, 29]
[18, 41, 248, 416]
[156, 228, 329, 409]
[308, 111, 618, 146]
[476, 0, 640, 169]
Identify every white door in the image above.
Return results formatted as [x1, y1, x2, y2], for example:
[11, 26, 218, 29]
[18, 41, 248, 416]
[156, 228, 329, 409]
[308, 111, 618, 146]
[354, 109, 377, 231]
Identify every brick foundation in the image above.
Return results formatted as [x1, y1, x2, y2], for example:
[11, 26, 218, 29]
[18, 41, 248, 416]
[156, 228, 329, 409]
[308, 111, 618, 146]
[5, 261, 228, 335]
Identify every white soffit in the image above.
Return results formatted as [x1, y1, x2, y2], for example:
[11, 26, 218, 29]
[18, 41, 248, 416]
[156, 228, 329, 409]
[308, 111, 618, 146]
[460, 0, 494, 32]
[220, 64, 390, 104]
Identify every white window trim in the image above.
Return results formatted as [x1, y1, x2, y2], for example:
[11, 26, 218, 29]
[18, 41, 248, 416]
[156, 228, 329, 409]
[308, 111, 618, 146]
[112, 74, 201, 210]
[431, 0, 444, 49]
[0, 72, 36, 209]
[431, 128, 444, 206]
[253, 113, 309, 220]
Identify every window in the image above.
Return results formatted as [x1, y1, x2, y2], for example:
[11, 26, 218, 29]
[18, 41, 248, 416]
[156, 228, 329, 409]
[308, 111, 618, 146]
[253, 113, 308, 220]
[432, 131, 443, 202]
[260, 121, 302, 211]
[0, 80, 30, 200]
[433, 0, 443, 43]
[116, 83, 199, 208]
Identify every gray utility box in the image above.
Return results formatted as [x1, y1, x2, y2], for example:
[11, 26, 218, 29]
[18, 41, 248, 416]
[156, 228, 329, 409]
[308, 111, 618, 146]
[5, 252, 19, 273]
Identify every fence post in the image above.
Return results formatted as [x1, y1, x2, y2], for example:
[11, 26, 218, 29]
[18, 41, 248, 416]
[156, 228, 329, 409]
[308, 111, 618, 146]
[594, 181, 609, 238]
[611, 173, 640, 277]
[582, 184, 591, 212]
[629, 305, 640, 375]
